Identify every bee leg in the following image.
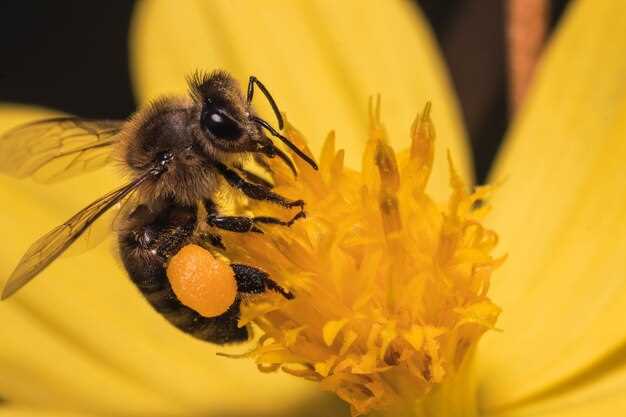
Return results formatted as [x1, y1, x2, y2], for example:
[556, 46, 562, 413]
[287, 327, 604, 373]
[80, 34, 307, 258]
[236, 166, 274, 189]
[207, 211, 305, 233]
[120, 224, 250, 344]
[212, 160, 305, 209]
[251, 116, 318, 170]
[232, 263, 294, 300]
[205, 232, 226, 249]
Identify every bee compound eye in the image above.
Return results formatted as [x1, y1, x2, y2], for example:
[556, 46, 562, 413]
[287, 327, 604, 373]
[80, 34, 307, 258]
[201, 102, 243, 141]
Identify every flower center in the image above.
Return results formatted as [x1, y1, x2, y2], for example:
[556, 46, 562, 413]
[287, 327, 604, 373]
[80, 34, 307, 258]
[221, 99, 503, 416]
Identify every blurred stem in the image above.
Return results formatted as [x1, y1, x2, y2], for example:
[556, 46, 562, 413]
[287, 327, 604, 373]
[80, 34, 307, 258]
[507, 0, 547, 113]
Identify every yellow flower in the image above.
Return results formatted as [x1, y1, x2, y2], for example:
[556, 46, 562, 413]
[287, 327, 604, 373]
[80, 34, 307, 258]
[0, 1, 624, 417]
[219, 100, 503, 416]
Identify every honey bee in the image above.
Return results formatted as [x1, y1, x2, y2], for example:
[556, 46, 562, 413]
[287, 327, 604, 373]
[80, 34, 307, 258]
[0, 71, 318, 344]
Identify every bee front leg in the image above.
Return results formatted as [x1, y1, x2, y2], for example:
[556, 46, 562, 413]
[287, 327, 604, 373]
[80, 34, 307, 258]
[231, 264, 294, 300]
[212, 160, 304, 209]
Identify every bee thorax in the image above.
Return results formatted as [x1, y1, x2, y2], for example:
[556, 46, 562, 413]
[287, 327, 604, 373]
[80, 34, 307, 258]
[140, 166, 218, 206]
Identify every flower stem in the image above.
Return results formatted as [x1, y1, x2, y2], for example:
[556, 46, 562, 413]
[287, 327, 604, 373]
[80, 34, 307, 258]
[507, 0, 547, 113]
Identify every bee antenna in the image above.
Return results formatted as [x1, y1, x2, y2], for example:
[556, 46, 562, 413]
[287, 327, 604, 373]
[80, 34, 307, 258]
[247, 76, 284, 130]
[252, 116, 318, 171]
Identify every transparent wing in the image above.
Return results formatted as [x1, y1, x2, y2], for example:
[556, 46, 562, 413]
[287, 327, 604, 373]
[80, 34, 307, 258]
[62, 191, 140, 257]
[1, 175, 149, 299]
[0, 117, 124, 183]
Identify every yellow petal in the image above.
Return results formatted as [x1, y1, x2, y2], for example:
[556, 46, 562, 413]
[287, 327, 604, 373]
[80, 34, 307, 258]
[0, 105, 324, 414]
[0, 405, 96, 417]
[478, 0, 626, 410]
[483, 358, 626, 417]
[130, 0, 472, 198]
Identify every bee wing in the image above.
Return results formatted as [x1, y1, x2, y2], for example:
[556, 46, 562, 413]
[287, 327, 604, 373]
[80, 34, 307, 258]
[0, 117, 124, 183]
[62, 192, 140, 257]
[1, 174, 149, 300]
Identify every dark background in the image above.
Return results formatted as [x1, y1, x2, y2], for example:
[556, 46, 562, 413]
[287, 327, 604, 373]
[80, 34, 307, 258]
[0, 1, 570, 182]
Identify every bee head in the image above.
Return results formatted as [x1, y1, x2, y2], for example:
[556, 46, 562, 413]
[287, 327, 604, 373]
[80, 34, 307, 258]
[188, 70, 265, 154]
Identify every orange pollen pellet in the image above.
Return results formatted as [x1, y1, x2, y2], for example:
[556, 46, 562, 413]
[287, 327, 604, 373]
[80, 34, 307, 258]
[166, 244, 237, 318]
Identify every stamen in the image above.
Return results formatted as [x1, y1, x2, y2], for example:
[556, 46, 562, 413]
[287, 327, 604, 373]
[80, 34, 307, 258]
[222, 102, 503, 416]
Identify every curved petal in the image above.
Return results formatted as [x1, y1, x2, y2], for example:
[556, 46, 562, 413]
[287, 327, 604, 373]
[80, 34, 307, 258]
[0, 405, 97, 417]
[130, 0, 472, 198]
[483, 357, 626, 417]
[478, 0, 626, 410]
[0, 105, 329, 415]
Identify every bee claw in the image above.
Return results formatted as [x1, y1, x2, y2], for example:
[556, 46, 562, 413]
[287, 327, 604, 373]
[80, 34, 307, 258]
[287, 211, 306, 226]
[286, 199, 305, 209]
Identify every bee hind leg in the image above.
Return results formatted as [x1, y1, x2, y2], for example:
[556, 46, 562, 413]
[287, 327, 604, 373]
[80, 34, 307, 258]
[231, 263, 294, 300]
